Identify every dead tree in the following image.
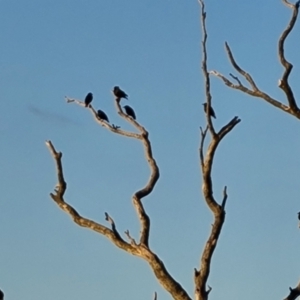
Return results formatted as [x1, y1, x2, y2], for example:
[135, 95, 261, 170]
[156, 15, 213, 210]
[46, 2, 240, 299]
[210, 1, 300, 299]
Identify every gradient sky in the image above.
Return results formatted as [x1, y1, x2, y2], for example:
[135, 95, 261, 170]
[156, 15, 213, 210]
[0, 1, 299, 299]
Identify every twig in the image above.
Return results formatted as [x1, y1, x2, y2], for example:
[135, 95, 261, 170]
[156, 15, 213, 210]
[104, 212, 122, 239]
[225, 42, 259, 91]
[65, 96, 141, 139]
[124, 230, 137, 246]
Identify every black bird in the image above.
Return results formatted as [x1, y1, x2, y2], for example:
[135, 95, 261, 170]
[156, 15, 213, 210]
[0, 289, 4, 300]
[298, 212, 300, 221]
[203, 103, 216, 119]
[97, 109, 109, 122]
[124, 105, 136, 119]
[84, 92, 93, 107]
[113, 86, 128, 100]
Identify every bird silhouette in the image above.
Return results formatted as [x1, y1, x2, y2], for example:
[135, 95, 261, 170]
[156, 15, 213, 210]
[113, 86, 128, 100]
[84, 92, 93, 107]
[124, 105, 136, 119]
[298, 212, 300, 221]
[0, 289, 4, 300]
[97, 109, 109, 122]
[203, 103, 216, 119]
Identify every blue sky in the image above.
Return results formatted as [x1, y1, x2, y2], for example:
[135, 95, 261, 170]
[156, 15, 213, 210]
[0, 0, 299, 299]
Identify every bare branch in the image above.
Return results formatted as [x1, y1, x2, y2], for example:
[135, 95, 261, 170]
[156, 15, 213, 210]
[139, 247, 191, 300]
[65, 96, 141, 139]
[195, 2, 241, 300]
[218, 116, 241, 140]
[104, 212, 122, 240]
[278, 0, 300, 110]
[225, 42, 259, 91]
[211, 2, 300, 119]
[284, 281, 300, 300]
[153, 291, 157, 300]
[65, 93, 159, 248]
[199, 0, 216, 137]
[229, 73, 242, 86]
[210, 70, 293, 115]
[46, 141, 137, 255]
[47, 102, 191, 299]
[45, 140, 67, 197]
[65, 95, 158, 248]
[196, 117, 240, 300]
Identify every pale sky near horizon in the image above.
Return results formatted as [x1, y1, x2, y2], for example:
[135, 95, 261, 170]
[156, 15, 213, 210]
[0, 1, 299, 299]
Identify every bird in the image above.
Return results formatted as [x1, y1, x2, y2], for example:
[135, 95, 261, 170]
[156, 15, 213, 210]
[203, 103, 216, 119]
[84, 92, 93, 107]
[113, 86, 128, 100]
[298, 212, 300, 221]
[97, 109, 109, 122]
[0, 289, 4, 300]
[124, 105, 136, 119]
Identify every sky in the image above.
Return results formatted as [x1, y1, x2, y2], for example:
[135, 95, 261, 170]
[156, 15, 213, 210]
[0, 0, 299, 299]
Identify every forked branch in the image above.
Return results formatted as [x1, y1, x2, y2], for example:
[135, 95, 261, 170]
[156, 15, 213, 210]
[211, 0, 300, 119]
[196, 2, 241, 300]
[47, 95, 192, 300]
[46, 140, 136, 254]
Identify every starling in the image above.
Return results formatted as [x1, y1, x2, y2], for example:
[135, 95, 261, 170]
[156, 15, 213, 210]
[124, 105, 136, 119]
[203, 103, 216, 119]
[84, 92, 93, 107]
[113, 86, 128, 100]
[97, 109, 109, 122]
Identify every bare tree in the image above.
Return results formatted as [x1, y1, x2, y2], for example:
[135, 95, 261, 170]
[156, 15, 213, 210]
[45, 1, 299, 300]
[46, 2, 240, 299]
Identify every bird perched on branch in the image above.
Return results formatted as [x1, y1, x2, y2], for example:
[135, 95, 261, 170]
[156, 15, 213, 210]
[97, 109, 109, 122]
[203, 103, 216, 119]
[113, 86, 128, 100]
[84, 92, 93, 107]
[124, 105, 136, 119]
